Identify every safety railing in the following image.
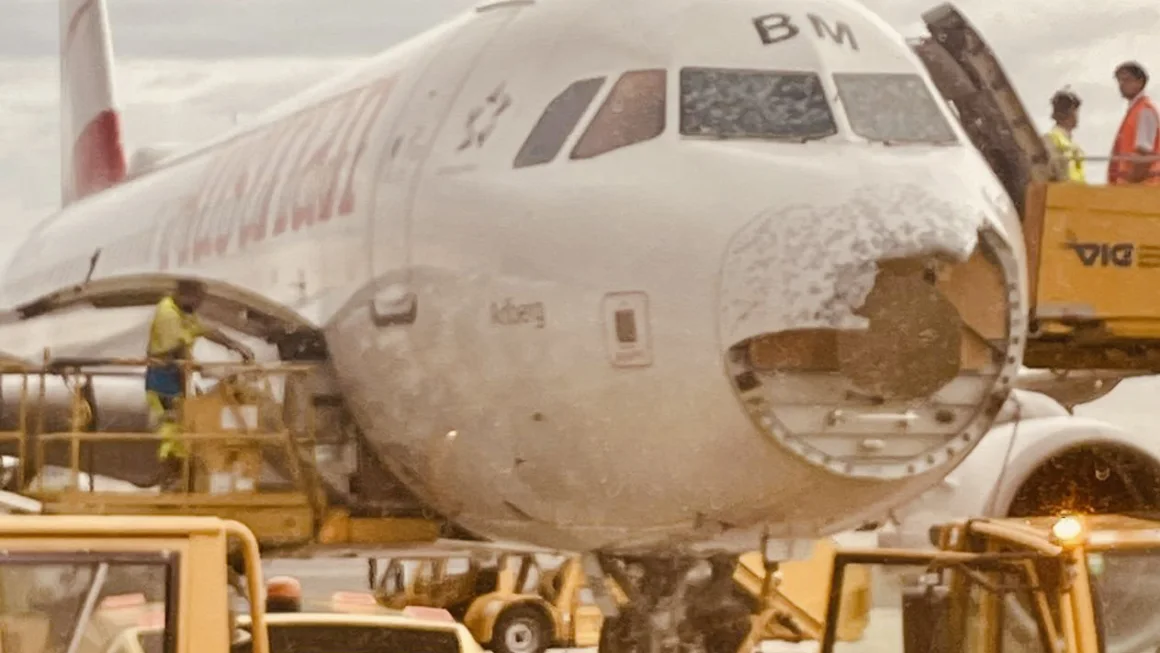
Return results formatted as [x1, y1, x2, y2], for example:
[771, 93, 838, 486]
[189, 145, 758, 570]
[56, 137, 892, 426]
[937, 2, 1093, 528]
[1043, 153, 1160, 186]
[0, 350, 328, 520]
[0, 362, 34, 491]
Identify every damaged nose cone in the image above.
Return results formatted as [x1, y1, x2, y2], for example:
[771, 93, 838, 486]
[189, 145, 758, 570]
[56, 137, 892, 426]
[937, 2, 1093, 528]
[836, 260, 963, 401]
[719, 185, 1023, 480]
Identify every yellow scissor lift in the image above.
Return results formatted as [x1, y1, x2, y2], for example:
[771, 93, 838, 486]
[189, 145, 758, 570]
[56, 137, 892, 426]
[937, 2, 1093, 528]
[0, 351, 439, 549]
[915, 3, 1160, 385]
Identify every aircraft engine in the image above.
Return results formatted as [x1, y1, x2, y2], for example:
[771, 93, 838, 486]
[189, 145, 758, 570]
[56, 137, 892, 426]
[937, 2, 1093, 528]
[888, 389, 1160, 653]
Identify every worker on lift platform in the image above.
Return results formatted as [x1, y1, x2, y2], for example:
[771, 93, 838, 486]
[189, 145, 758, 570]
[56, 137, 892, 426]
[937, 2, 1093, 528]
[146, 280, 253, 490]
[1109, 61, 1160, 185]
[1044, 88, 1086, 183]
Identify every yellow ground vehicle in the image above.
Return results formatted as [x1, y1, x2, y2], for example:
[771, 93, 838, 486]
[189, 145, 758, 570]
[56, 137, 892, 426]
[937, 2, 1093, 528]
[233, 611, 484, 653]
[96, 599, 484, 653]
[817, 514, 1160, 653]
[0, 356, 444, 549]
[0, 513, 271, 653]
[367, 538, 872, 653]
[369, 545, 608, 653]
[0, 513, 484, 653]
[913, 4, 1160, 380]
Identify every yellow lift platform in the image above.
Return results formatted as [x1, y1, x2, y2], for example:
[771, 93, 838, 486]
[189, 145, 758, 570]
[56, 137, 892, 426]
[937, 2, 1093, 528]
[914, 4, 1160, 378]
[0, 352, 441, 550]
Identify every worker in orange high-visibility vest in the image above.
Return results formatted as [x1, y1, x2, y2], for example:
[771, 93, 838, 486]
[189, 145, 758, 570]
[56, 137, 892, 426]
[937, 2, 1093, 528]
[1109, 61, 1160, 185]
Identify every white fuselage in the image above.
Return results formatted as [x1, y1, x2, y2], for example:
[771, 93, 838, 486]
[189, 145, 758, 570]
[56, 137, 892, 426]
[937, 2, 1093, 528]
[0, 0, 1027, 555]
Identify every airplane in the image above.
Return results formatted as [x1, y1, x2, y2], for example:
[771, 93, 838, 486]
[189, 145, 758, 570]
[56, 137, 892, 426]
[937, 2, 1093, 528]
[0, 0, 1032, 651]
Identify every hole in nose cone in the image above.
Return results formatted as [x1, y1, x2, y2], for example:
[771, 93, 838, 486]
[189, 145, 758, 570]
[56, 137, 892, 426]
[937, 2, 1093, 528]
[729, 231, 1021, 480]
[837, 263, 964, 401]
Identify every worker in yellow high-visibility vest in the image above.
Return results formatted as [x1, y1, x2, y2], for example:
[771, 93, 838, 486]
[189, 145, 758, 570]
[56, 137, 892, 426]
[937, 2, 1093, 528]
[147, 280, 253, 489]
[1043, 88, 1087, 183]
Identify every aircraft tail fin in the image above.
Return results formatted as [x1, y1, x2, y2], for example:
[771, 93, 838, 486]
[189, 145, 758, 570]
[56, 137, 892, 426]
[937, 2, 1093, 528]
[60, 0, 127, 206]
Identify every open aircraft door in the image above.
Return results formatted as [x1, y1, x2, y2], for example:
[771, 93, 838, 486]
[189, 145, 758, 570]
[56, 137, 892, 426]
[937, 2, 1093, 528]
[369, 2, 527, 328]
[909, 3, 1053, 218]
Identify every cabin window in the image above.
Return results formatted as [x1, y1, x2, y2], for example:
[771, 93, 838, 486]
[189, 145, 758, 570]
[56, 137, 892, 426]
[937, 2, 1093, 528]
[570, 69, 667, 160]
[514, 77, 606, 168]
[833, 72, 958, 145]
[678, 67, 837, 141]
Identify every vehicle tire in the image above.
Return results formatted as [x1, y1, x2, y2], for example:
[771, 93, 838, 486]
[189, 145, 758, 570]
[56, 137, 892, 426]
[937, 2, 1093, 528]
[491, 604, 550, 653]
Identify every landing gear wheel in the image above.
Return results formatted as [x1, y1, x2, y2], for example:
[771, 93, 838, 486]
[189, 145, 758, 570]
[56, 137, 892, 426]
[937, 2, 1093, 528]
[598, 613, 637, 653]
[491, 605, 550, 653]
[596, 555, 753, 653]
[688, 589, 753, 653]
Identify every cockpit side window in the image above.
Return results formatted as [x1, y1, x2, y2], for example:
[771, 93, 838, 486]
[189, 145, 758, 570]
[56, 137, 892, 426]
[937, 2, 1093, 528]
[570, 69, 667, 160]
[833, 72, 959, 145]
[513, 77, 606, 168]
[679, 67, 837, 141]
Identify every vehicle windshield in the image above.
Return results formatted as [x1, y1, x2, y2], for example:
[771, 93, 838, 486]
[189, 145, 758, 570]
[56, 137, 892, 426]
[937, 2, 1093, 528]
[0, 552, 174, 653]
[832, 72, 958, 145]
[822, 555, 1050, 653]
[678, 67, 837, 142]
[1088, 550, 1160, 653]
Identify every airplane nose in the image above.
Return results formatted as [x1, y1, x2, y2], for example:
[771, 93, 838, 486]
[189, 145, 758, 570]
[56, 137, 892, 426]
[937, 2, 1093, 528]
[719, 183, 1023, 480]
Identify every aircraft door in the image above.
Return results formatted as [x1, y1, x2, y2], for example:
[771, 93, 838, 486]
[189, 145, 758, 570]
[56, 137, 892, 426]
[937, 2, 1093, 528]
[369, 5, 524, 327]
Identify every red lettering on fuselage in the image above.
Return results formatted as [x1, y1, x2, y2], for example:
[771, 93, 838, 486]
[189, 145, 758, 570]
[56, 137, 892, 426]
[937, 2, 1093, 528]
[270, 96, 350, 237]
[154, 75, 399, 272]
[238, 117, 303, 248]
[322, 78, 397, 222]
[282, 91, 364, 233]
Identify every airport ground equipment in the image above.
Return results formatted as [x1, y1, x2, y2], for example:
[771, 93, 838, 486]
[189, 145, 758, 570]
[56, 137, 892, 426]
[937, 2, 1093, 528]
[0, 354, 445, 549]
[914, 3, 1160, 386]
[0, 513, 272, 653]
[365, 538, 871, 653]
[0, 513, 482, 653]
[818, 513, 1160, 653]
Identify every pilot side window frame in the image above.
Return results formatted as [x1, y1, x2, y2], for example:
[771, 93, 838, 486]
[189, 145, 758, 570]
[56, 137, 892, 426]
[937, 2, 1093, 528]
[513, 77, 607, 168]
[570, 69, 668, 160]
[831, 71, 960, 146]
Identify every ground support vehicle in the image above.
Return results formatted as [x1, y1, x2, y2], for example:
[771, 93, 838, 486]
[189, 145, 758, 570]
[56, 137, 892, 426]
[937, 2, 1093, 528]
[366, 538, 872, 653]
[0, 513, 487, 653]
[0, 355, 446, 549]
[0, 514, 271, 653]
[914, 3, 1160, 383]
[815, 513, 1160, 653]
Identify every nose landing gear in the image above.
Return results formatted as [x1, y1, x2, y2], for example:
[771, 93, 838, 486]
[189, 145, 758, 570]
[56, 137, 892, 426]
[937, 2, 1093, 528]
[596, 554, 753, 653]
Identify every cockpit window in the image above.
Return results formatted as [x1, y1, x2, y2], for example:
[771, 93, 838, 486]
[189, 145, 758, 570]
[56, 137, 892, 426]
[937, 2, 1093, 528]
[679, 67, 837, 141]
[570, 69, 666, 160]
[833, 72, 958, 145]
[514, 77, 605, 168]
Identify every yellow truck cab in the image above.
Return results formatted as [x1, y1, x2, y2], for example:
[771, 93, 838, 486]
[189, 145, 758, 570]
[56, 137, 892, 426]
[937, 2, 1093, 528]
[0, 514, 270, 653]
[818, 514, 1160, 653]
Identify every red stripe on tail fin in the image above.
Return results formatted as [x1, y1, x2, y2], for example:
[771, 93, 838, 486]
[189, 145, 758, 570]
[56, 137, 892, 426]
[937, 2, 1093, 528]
[73, 109, 127, 199]
[61, 0, 127, 205]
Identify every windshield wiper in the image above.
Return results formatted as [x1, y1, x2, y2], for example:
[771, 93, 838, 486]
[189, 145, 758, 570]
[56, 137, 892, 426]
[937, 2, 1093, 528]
[64, 563, 109, 653]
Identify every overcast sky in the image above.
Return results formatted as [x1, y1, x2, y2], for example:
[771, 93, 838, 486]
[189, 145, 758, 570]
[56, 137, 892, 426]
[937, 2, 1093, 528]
[1, 0, 1159, 425]
[1, 0, 1157, 225]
